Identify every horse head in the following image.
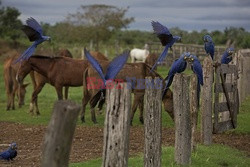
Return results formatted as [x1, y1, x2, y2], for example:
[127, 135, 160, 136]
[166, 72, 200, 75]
[17, 83, 29, 107]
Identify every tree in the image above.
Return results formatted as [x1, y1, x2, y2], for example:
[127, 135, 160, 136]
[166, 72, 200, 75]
[0, 3, 22, 41]
[66, 4, 134, 50]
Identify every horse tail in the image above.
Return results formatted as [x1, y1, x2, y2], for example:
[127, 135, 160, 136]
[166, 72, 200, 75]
[3, 61, 14, 95]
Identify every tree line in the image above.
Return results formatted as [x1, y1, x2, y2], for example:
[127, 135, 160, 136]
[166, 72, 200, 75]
[0, 2, 250, 50]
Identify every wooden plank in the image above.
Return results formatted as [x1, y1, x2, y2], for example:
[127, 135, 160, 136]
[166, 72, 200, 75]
[213, 120, 234, 133]
[190, 75, 198, 151]
[217, 102, 234, 112]
[41, 100, 81, 167]
[220, 64, 237, 74]
[173, 74, 191, 165]
[144, 77, 162, 167]
[216, 83, 234, 92]
[201, 57, 213, 145]
[102, 82, 131, 167]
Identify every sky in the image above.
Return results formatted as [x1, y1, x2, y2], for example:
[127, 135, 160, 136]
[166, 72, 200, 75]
[2, 0, 250, 32]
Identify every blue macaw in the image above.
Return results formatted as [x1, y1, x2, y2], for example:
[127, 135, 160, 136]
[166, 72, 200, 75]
[162, 52, 190, 98]
[0, 143, 17, 161]
[150, 21, 181, 71]
[221, 47, 234, 64]
[188, 54, 203, 106]
[84, 48, 129, 107]
[203, 35, 215, 60]
[15, 17, 51, 63]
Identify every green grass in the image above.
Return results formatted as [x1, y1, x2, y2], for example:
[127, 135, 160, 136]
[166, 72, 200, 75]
[70, 144, 250, 167]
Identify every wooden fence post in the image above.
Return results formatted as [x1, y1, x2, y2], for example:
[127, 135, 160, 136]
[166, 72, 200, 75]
[201, 57, 213, 145]
[41, 100, 80, 167]
[144, 77, 162, 167]
[173, 74, 191, 165]
[102, 82, 131, 167]
[190, 74, 198, 151]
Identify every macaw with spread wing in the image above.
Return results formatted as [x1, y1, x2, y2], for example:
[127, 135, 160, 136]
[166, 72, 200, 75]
[84, 48, 129, 107]
[15, 17, 51, 63]
[150, 21, 181, 71]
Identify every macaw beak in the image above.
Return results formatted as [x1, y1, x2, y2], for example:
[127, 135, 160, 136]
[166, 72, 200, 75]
[48, 37, 51, 42]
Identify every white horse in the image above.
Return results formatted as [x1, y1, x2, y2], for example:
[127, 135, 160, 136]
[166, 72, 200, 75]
[130, 44, 150, 63]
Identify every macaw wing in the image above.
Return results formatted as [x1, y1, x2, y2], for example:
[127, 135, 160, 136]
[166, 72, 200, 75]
[22, 25, 41, 41]
[151, 21, 173, 46]
[0, 151, 10, 160]
[192, 60, 203, 86]
[14, 43, 36, 63]
[150, 45, 170, 72]
[84, 48, 105, 83]
[105, 51, 129, 80]
[26, 17, 43, 35]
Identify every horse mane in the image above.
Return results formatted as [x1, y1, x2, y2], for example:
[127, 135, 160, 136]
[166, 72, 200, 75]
[31, 55, 64, 59]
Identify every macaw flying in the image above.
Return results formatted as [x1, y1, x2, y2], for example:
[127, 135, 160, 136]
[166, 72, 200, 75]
[187, 54, 204, 106]
[203, 34, 215, 60]
[0, 143, 17, 161]
[162, 52, 190, 98]
[221, 47, 234, 64]
[150, 21, 181, 71]
[84, 48, 129, 107]
[15, 17, 51, 63]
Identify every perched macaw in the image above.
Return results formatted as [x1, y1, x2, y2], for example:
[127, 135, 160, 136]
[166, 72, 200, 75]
[203, 35, 215, 60]
[150, 21, 181, 71]
[221, 47, 234, 64]
[0, 143, 17, 161]
[162, 52, 190, 98]
[15, 17, 51, 63]
[188, 54, 203, 106]
[84, 48, 129, 107]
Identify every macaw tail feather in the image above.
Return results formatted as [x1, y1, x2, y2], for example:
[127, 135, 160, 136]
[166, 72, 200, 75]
[90, 90, 105, 108]
[150, 45, 169, 72]
[197, 83, 201, 107]
[162, 75, 173, 99]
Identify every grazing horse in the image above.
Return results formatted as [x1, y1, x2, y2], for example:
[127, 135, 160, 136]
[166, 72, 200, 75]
[130, 48, 150, 63]
[16, 55, 89, 115]
[3, 51, 29, 110]
[17, 51, 108, 115]
[82, 62, 174, 124]
[28, 49, 73, 114]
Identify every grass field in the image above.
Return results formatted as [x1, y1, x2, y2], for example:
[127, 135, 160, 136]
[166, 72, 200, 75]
[1, 62, 250, 166]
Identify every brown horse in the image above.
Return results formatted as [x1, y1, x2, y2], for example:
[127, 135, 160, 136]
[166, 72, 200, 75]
[17, 51, 108, 115]
[28, 49, 73, 114]
[3, 51, 29, 110]
[82, 62, 174, 124]
[145, 53, 158, 69]
[16, 55, 89, 114]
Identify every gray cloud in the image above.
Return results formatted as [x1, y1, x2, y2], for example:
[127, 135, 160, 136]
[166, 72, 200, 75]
[2, 0, 250, 31]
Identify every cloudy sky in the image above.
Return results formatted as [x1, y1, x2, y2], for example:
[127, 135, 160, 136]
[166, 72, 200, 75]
[2, 0, 250, 32]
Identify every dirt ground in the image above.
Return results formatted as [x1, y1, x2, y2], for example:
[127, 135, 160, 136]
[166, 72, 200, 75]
[0, 122, 249, 167]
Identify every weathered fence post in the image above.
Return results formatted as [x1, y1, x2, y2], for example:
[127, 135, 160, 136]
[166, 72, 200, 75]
[173, 74, 191, 165]
[190, 74, 198, 151]
[144, 77, 162, 167]
[201, 57, 213, 145]
[41, 100, 80, 167]
[102, 82, 131, 167]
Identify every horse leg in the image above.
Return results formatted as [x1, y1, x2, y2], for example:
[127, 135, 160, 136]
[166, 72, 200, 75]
[30, 82, 45, 115]
[130, 94, 141, 125]
[138, 97, 144, 124]
[64, 86, 69, 100]
[11, 90, 16, 110]
[81, 90, 90, 123]
[55, 85, 63, 100]
[90, 107, 97, 124]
